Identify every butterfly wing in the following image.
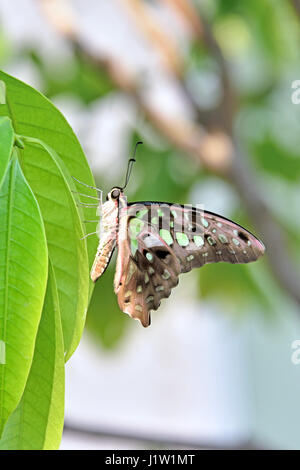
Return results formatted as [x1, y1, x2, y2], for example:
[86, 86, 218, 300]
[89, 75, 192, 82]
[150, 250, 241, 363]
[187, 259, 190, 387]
[114, 202, 265, 326]
[114, 216, 181, 326]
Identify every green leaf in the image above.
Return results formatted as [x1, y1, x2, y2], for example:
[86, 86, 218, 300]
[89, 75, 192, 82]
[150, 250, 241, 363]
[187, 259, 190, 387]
[19, 136, 90, 360]
[0, 155, 48, 436]
[0, 263, 65, 450]
[0, 70, 98, 276]
[0, 116, 14, 186]
[0, 70, 99, 360]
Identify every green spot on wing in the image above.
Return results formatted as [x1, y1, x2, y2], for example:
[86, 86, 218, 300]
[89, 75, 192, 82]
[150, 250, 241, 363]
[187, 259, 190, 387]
[136, 209, 148, 219]
[176, 232, 189, 247]
[218, 234, 228, 244]
[194, 235, 204, 247]
[155, 285, 164, 292]
[162, 269, 171, 279]
[201, 217, 209, 228]
[160, 229, 173, 245]
[207, 236, 216, 246]
[146, 252, 153, 262]
[129, 218, 145, 238]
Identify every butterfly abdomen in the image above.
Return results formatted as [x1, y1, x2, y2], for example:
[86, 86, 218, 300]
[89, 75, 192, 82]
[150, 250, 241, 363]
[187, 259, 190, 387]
[91, 237, 116, 282]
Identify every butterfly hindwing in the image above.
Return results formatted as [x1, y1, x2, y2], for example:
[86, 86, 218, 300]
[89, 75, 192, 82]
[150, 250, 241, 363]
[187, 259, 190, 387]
[114, 225, 181, 326]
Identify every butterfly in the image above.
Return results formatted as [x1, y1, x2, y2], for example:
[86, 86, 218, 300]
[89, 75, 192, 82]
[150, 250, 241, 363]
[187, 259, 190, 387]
[78, 143, 265, 327]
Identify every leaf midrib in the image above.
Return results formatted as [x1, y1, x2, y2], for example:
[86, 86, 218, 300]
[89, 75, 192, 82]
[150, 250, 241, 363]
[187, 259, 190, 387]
[0, 159, 15, 425]
[5, 93, 18, 135]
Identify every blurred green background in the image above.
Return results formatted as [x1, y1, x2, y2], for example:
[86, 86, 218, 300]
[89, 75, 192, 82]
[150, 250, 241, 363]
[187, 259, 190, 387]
[1, 0, 300, 449]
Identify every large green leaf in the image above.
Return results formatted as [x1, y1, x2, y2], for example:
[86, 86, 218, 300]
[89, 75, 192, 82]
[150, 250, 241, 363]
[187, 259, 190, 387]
[0, 70, 99, 360]
[0, 263, 64, 450]
[0, 70, 98, 276]
[0, 155, 48, 436]
[19, 136, 90, 360]
[0, 116, 14, 186]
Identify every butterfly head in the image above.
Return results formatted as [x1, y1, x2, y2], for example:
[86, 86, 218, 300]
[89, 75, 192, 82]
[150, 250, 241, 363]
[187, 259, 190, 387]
[106, 186, 123, 203]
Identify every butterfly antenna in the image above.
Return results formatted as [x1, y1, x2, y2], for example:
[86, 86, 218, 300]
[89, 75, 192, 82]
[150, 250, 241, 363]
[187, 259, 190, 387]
[122, 141, 143, 190]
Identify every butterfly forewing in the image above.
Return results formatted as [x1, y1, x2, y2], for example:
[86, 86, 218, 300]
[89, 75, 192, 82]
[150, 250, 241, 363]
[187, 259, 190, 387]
[126, 202, 265, 270]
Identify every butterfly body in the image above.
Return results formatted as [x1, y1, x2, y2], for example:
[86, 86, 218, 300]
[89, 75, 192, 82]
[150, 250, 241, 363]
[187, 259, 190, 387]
[90, 190, 119, 282]
[90, 186, 265, 327]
